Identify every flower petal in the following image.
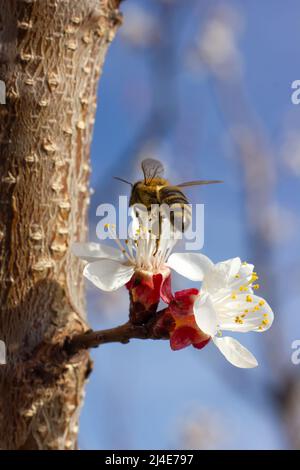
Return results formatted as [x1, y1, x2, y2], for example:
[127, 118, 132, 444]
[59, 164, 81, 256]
[203, 257, 243, 293]
[83, 259, 134, 291]
[167, 253, 214, 281]
[72, 242, 124, 263]
[217, 294, 274, 333]
[215, 257, 242, 279]
[213, 336, 258, 368]
[193, 293, 218, 337]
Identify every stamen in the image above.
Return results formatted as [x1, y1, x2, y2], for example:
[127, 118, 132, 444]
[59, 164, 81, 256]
[105, 224, 134, 264]
[235, 316, 243, 324]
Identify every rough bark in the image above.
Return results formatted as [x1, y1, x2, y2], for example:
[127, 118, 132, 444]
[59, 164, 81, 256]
[0, 0, 121, 450]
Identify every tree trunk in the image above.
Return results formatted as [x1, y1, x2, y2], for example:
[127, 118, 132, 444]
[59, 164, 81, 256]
[0, 0, 121, 450]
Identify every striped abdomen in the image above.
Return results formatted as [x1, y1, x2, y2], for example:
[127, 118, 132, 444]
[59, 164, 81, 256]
[158, 185, 192, 231]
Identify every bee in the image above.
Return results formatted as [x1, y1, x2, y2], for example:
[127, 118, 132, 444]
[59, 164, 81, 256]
[114, 158, 222, 233]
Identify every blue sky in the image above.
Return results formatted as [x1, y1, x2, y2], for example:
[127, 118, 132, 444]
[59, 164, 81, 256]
[78, 0, 300, 449]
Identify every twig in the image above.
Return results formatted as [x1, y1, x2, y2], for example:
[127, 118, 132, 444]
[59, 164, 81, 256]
[63, 312, 170, 357]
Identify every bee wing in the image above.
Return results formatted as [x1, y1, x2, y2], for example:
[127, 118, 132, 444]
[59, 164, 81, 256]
[176, 180, 223, 188]
[141, 158, 165, 184]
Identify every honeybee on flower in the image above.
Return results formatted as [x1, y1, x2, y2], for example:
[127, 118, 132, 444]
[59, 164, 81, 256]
[115, 158, 221, 233]
[73, 206, 274, 368]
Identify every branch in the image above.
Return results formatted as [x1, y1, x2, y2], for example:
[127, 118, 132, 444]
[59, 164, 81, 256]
[63, 311, 170, 357]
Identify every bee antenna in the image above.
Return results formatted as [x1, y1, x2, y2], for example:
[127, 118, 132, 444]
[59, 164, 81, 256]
[113, 176, 133, 187]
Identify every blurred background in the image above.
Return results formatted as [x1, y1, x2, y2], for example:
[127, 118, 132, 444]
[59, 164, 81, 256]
[78, 0, 300, 449]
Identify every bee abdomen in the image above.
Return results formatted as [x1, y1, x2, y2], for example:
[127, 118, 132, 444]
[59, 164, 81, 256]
[159, 186, 191, 231]
[159, 187, 188, 204]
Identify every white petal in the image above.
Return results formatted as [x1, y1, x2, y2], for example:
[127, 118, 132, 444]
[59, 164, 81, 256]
[213, 336, 258, 368]
[239, 262, 254, 279]
[215, 257, 242, 279]
[167, 253, 214, 281]
[226, 262, 255, 291]
[217, 294, 274, 333]
[72, 242, 124, 263]
[194, 293, 218, 337]
[83, 259, 134, 291]
[204, 257, 242, 293]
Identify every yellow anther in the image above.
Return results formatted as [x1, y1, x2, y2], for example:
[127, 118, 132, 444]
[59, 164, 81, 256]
[235, 316, 243, 324]
[104, 223, 110, 229]
[262, 319, 269, 326]
[259, 300, 265, 306]
[253, 284, 260, 290]
[246, 295, 253, 302]
[244, 309, 249, 313]
[254, 305, 260, 311]
[239, 286, 248, 292]
[231, 294, 237, 300]
[235, 274, 240, 278]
